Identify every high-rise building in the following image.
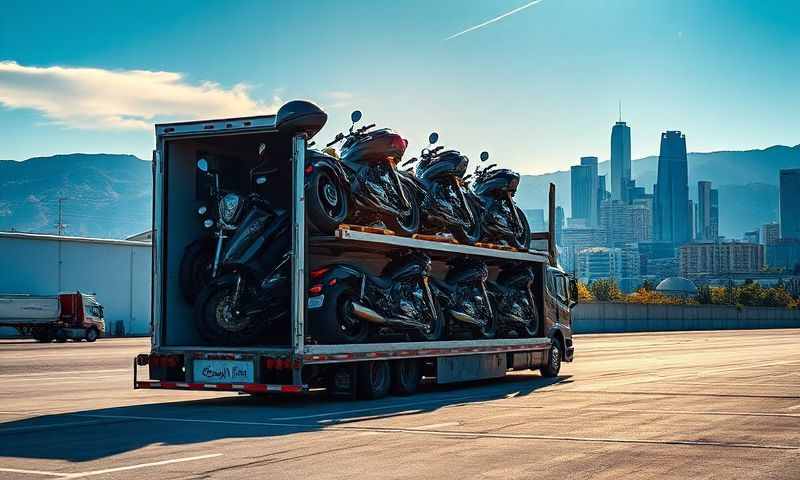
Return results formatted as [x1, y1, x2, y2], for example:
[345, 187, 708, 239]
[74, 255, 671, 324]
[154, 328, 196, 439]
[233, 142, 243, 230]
[575, 247, 622, 284]
[762, 223, 780, 245]
[710, 188, 719, 241]
[560, 227, 607, 273]
[679, 242, 764, 277]
[696, 181, 713, 241]
[600, 199, 652, 247]
[610, 121, 631, 202]
[653, 131, 691, 246]
[524, 209, 546, 233]
[779, 168, 800, 240]
[570, 157, 599, 227]
[766, 238, 800, 271]
[555, 206, 565, 247]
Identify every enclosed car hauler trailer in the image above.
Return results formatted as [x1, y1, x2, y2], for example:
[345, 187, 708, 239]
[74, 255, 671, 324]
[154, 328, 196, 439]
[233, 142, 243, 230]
[135, 106, 575, 399]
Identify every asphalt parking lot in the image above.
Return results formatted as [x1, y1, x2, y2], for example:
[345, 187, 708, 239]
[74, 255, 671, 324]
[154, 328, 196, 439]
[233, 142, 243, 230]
[0, 329, 798, 479]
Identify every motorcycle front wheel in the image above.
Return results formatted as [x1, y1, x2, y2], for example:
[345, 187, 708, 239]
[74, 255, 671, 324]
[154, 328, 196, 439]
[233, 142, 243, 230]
[510, 206, 531, 251]
[307, 169, 348, 234]
[194, 274, 267, 345]
[413, 295, 444, 341]
[179, 237, 215, 304]
[453, 201, 482, 245]
[384, 184, 420, 236]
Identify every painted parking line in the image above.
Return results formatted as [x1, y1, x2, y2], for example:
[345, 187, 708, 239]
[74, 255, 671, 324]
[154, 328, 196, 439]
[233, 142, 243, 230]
[0, 453, 223, 479]
[787, 404, 800, 411]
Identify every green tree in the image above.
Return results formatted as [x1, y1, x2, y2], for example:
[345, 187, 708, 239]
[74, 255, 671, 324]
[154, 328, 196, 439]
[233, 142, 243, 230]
[589, 279, 622, 302]
[697, 285, 712, 304]
[639, 279, 656, 292]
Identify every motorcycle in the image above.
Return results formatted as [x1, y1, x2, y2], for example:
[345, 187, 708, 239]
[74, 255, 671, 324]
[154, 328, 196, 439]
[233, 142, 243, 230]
[306, 110, 421, 236]
[488, 263, 540, 338]
[191, 158, 292, 345]
[307, 251, 443, 344]
[399, 133, 482, 244]
[430, 257, 497, 339]
[466, 152, 531, 250]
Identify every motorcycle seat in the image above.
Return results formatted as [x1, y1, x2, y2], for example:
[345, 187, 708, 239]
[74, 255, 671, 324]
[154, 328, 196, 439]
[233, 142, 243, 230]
[370, 275, 394, 290]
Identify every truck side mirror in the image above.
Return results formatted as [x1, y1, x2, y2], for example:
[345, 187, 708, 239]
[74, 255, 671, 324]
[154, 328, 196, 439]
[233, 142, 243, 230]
[569, 278, 579, 305]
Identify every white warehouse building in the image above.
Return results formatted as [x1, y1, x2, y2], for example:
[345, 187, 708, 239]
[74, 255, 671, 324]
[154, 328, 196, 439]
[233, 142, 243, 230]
[0, 231, 152, 336]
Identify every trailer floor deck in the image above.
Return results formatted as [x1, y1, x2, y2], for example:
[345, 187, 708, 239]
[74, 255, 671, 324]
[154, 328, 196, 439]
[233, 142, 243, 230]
[1, 330, 799, 479]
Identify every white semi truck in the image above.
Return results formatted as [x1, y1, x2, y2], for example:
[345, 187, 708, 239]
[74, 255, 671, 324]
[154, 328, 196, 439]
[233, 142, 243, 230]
[134, 104, 576, 399]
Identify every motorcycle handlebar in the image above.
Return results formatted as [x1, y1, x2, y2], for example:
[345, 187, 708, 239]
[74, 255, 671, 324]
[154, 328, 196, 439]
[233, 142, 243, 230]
[401, 157, 418, 167]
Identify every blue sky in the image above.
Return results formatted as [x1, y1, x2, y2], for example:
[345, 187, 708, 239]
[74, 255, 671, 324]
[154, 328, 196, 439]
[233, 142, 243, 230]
[1, 0, 798, 174]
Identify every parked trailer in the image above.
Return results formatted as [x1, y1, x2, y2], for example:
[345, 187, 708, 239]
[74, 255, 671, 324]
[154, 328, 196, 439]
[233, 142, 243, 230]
[135, 109, 576, 399]
[0, 292, 105, 342]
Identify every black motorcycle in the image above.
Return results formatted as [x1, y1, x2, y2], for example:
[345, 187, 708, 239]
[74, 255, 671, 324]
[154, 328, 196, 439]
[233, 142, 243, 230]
[306, 110, 421, 236]
[488, 263, 540, 338]
[430, 257, 496, 339]
[307, 251, 443, 344]
[191, 160, 292, 345]
[400, 133, 482, 244]
[466, 153, 531, 250]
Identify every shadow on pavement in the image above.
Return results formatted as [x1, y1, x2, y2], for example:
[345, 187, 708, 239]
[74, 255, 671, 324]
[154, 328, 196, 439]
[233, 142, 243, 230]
[0, 373, 569, 463]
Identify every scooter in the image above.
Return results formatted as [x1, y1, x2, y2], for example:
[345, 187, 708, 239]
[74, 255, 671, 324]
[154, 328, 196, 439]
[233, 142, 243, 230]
[307, 251, 443, 344]
[400, 133, 482, 244]
[306, 110, 421, 236]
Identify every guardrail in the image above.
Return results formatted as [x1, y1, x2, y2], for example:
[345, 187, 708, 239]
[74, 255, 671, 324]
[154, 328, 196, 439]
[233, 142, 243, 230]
[572, 302, 800, 333]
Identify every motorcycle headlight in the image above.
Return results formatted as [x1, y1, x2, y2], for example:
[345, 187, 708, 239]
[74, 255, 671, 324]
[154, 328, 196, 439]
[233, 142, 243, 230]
[219, 193, 242, 224]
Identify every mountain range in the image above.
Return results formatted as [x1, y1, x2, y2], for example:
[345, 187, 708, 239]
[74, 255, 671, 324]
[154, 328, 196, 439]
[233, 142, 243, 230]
[1, 145, 798, 239]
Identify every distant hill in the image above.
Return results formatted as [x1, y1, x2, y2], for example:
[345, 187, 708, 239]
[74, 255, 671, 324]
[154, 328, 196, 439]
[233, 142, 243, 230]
[0, 154, 151, 239]
[0, 145, 797, 240]
[516, 144, 799, 238]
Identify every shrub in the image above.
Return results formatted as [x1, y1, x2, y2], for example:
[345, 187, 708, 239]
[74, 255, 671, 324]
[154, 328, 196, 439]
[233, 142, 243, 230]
[589, 279, 622, 302]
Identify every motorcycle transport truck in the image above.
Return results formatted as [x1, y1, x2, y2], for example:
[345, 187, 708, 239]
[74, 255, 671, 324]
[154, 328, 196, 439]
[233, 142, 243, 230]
[134, 100, 577, 399]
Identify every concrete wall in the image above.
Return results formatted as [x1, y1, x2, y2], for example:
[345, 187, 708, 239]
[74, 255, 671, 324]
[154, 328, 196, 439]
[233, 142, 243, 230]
[573, 302, 800, 334]
[0, 234, 152, 336]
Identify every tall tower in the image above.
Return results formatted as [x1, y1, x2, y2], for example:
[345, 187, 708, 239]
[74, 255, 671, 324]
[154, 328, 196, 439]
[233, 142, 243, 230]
[653, 131, 690, 245]
[696, 181, 712, 241]
[779, 168, 800, 240]
[580, 156, 599, 227]
[610, 120, 631, 202]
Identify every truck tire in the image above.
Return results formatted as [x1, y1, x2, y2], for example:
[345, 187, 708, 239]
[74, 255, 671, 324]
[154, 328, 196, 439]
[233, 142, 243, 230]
[391, 359, 421, 396]
[357, 361, 391, 400]
[307, 169, 348, 234]
[540, 341, 562, 378]
[85, 327, 99, 342]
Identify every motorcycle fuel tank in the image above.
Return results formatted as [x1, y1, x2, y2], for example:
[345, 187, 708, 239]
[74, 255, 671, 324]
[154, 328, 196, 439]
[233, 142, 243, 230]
[382, 253, 432, 283]
[473, 168, 521, 197]
[445, 260, 489, 285]
[417, 150, 469, 182]
[341, 128, 408, 165]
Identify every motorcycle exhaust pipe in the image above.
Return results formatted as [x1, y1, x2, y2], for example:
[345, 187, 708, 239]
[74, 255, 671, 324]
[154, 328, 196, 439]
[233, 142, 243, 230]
[350, 302, 429, 330]
[448, 309, 484, 328]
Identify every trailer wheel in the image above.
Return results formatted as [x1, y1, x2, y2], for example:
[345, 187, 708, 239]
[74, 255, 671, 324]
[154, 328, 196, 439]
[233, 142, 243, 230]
[54, 329, 68, 343]
[540, 341, 562, 378]
[391, 359, 421, 396]
[85, 327, 99, 342]
[357, 361, 391, 400]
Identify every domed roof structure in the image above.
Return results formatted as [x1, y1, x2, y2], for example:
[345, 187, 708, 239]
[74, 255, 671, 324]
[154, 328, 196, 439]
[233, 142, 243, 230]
[656, 277, 698, 296]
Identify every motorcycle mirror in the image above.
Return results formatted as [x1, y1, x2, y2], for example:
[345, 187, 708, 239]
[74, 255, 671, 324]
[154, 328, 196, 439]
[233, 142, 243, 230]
[428, 132, 439, 145]
[480, 151, 490, 162]
[197, 158, 209, 172]
[255, 176, 267, 185]
[350, 110, 362, 124]
[197, 206, 207, 215]
[258, 143, 266, 157]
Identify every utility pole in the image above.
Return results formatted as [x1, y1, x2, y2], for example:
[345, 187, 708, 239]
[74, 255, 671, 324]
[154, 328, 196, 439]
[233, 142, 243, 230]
[56, 197, 67, 236]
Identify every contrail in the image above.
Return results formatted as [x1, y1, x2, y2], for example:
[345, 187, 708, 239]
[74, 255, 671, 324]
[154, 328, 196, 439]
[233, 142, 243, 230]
[444, 0, 545, 41]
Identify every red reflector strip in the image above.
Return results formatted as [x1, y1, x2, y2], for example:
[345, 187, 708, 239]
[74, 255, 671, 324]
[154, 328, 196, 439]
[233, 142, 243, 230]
[136, 380, 306, 394]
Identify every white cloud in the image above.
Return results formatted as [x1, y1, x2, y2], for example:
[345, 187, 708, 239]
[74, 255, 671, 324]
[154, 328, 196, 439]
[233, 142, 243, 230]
[324, 91, 355, 109]
[0, 61, 282, 130]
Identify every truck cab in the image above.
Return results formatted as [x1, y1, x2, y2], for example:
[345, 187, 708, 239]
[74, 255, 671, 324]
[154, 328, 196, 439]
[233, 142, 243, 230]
[543, 267, 576, 364]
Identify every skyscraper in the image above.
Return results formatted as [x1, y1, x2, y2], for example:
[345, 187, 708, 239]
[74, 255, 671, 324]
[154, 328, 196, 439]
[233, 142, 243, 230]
[653, 131, 690, 246]
[610, 121, 631, 202]
[570, 157, 599, 227]
[779, 168, 800, 240]
[696, 181, 712, 241]
[709, 188, 719, 241]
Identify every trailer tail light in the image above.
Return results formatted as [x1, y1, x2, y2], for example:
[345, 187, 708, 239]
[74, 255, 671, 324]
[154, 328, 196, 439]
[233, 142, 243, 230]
[148, 354, 182, 369]
[309, 284, 323, 295]
[309, 267, 330, 280]
[305, 165, 314, 175]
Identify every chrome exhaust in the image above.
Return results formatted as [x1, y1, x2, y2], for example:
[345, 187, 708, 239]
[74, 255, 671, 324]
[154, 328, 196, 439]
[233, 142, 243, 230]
[448, 309, 484, 327]
[351, 302, 429, 330]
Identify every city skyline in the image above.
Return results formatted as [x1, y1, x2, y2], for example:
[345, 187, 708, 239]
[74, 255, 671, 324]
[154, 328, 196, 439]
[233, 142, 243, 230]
[1, 1, 799, 172]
